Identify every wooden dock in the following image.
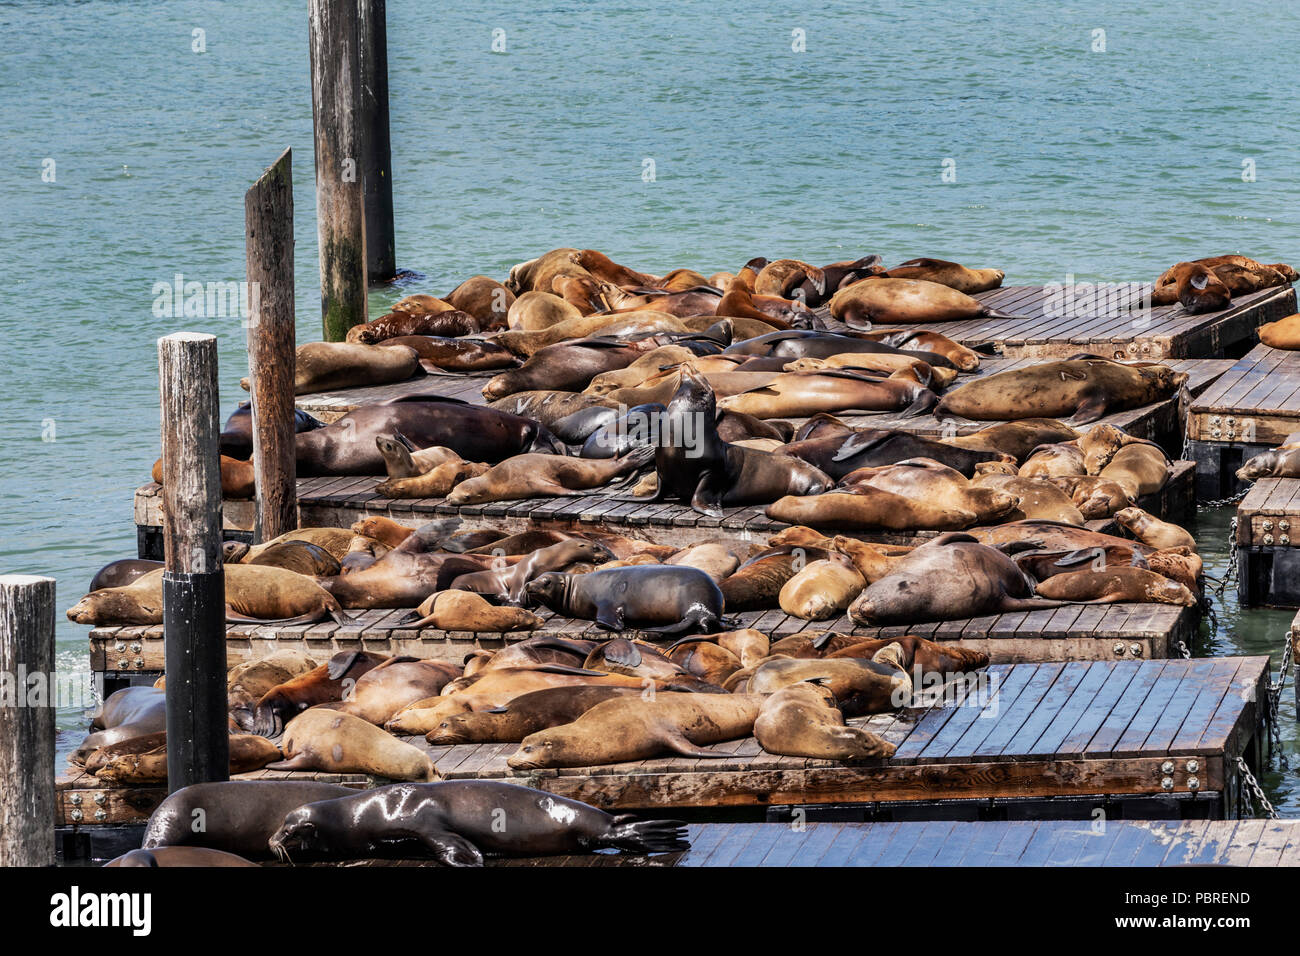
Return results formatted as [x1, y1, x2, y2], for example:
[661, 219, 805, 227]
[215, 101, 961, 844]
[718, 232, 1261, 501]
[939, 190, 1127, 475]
[57, 657, 1271, 828]
[1188, 344, 1300, 499]
[132, 459, 1197, 556]
[1234, 478, 1300, 607]
[87, 602, 1199, 690]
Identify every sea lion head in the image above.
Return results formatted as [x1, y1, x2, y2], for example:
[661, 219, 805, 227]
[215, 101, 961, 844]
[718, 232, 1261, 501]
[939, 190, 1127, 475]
[522, 571, 569, 610]
[508, 726, 583, 771]
[426, 714, 475, 745]
[269, 805, 335, 862]
[222, 540, 251, 563]
[1237, 450, 1280, 481]
[66, 586, 160, 626]
[1141, 364, 1188, 394]
[1112, 507, 1148, 534]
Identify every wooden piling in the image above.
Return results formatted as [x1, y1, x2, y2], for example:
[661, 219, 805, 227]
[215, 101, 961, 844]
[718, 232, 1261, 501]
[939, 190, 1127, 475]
[245, 148, 299, 543]
[0, 575, 56, 866]
[308, 0, 368, 341]
[157, 332, 229, 791]
[358, 0, 395, 282]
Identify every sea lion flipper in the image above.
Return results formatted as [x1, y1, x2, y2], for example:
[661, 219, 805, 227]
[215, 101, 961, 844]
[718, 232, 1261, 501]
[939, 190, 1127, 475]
[691, 474, 725, 518]
[327, 651, 362, 680]
[831, 431, 890, 463]
[264, 755, 316, 771]
[420, 829, 485, 867]
[657, 729, 730, 759]
[1068, 393, 1109, 425]
[593, 601, 625, 632]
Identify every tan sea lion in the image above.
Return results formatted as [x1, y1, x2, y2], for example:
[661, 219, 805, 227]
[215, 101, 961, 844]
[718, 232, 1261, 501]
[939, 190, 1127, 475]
[447, 447, 654, 505]
[740, 648, 912, 716]
[238, 540, 342, 577]
[227, 650, 320, 730]
[583, 345, 702, 394]
[378, 335, 519, 373]
[754, 683, 896, 761]
[252, 650, 390, 736]
[333, 658, 462, 725]
[1019, 443, 1087, 478]
[508, 692, 765, 769]
[222, 526, 360, 564]
[853, 328, 985, 371]
[767, 488, 983, 532]
[778, 557, 865, 620]
[972, 474, 1085, 524]
[239, 341, 419, 395]
[836, 458, 1022, 525]
[351, 515, 415, 548]
[375, 459, 488, 499]
[1047, 475, 1134, 518]
[830, 277, 1014, 326]
[666, 542, 742, 583]
[1099, 443, 1171, 498]
[663, 639, 743, 685]
[1033, 567, 1196, 606]
[392, 294, 456, 313]
[443, 275, 514, 326]
[152, 454, 254, 499]
[424, 686, 645, 744]
[1114, 507, 1197, 552]
[403, 590, 544, 632]
[1146, 547, 1203, 593]
[718, 370, 938, 419]
[374, 435, 465, 480]
[95, 733, 282, 784]
[1238, 442, 1300, 479]
[273, 709, 440, 781]
[1258, 314, 1300, 351]
[754, 258, 827, 300]
[493, 312, 687, 357]
[883, 258, 1005, 294]
[941, 419, 1080, 461]
[935, 360, 1187, 424]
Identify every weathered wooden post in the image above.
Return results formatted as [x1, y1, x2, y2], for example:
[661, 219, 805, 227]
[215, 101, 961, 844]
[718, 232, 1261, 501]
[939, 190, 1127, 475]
[309, 0, 368, 341]
[245, 148, 299, 543]
[0, 575, 56, 867]
[158, 332, 229, 791]
[358, 0, 395, 282]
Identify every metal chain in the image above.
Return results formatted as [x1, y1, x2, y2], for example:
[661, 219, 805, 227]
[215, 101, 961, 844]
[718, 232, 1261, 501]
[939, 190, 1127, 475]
[1267, 630, 1293, 767]
[1198, 487, 1251, 510]
[1235, 756, 1280, 819]
[1173, 635, 1192, 659]
[1212, 517, 1240, 597]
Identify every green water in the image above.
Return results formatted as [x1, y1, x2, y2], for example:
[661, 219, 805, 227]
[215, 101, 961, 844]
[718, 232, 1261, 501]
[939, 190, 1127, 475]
[2, 1, 1297, 810]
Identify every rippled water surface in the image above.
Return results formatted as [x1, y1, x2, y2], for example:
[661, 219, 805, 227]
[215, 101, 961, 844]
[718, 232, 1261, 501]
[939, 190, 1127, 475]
[2, 1, 1298, 809]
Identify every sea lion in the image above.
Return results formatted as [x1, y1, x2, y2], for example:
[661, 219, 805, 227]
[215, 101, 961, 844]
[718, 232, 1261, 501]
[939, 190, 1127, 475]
[666, 542, 741, 583]
[524, 565, 732, 634]
[972, 474, 1085, 524]
[583, 346, 701, 395]
[663, 639, 744, 685]
[107, 847, 258, 867]
[447, 539, 613, 605]
[91, 686, 165, 731]
[725, 329, 959, 370]
[718, 369, 938, 419]
[66, 564, 343, 627]
[351, 515, 413, 548]
[295, 397, 563, 475]
[778, 557, 865, 620]
[1034, 567, 1197, 606]
[781, 352, 956, 388]
[402, 590, 544, 632]
[941, 419, 1080, 461]
[967, 519, 1154, 559]
[1147, 547, 1203, 593]
[741, 647, 912, 716]
[374, 435, 467, 479]
[151, 454, 254, 499]
[217, 403, 325, 460]
[228, 650, 321, 731]
[830, 277, 1018, 326]
[509, 692, 765, 769]
[779, 428, 1007, 479]
[718, 545, 836, 611]
[243, 341, 419, 395]
[1258, 314, 1300, 351]
[89, 558, 163, 591]
[1099, 443, 1171, 498]
[378, 335, 519, 373]
[142, 781, 357, 857]
[848, 533, 1063, 625]
[1114, 507, 1197, 552]
[883, 258, 1005, 295]
[836, 458, 1022, 524]
[386, 666, 679, 735]
[334, 658, 463, 725]
[94, 733, 282, 784]
[392, 294, 456, 313]
[481, 339, 643, 400]
[447, 447, 654, 505]
[580, 403, 667, 459]
[1046, 475, 1134, 518]
[754, 683, 896, 760]
[346, 309, 484, 344]
[375, 458, 488, 499]
[1019, 442, 1087, 478]
[767, 487, 985, 532]
[252, 650, 390, 736]
[935, 360, 1187, 424]
[582, 638, 719, 687]
[754, 258, 827, 300]
[238, 540, 342, 577]
[222, 527, 362, 565]
[494, 312, 687, 358]
[442, 275, 514, 326]
[424, 686, 645, 744]
[1238, 442, 1300, 480]
[268, 781, 688, 865]
[272, 709, 439, 781]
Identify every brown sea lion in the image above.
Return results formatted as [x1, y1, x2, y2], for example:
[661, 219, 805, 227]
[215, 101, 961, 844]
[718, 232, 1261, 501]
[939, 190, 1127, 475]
[853, 328, 984, 371]
[754, 683, 896, 760]
[107, 847, 259, 867]
[767, 488, 982, 532]
[1019, 442, 1087, 478]
[666, 542, 742, 583]
[663, 639, 744, 685]
[778, 557, 866, 620]
[508, 692, 766, 769]
[425, 686, 645, 744]
[1114, 507, 1197, 552]
[347, 309, 484, 344]
[972, 474, 1085, 524]
[754, 258, 827, 301]
[967, 519, 1153, 559]
[447, 447, 654, 505]
[582, 638, 714, 686]
[152, 454, 254, 499]
[442, 275, 514, 326]
[351, 515, 414, 548]
[1147, 547, 1203, 593]
[830, 277, 1016, 326]
[378, 335, 519, 373]
[494, 312, 688, 357]
[1033, 567, 1196, 606]
[848, 533, 1063, 625]
[332, 658, 463, 725]
[272, 709, 440, 781]
[740, 647, 912, 716]
[583, 345, 703, 394]
[1046, 475, 1134, 518]
[718, 545, 836, 611]
[240, 540, 342, 577]
[223, 526, 361, 564]
[779, 427, 1006, 479]
[375, 459, 488, 499]
[373, 436, 466, 479]
[836, 458, 1022, 525]
[481, 339, 643, 400]
[240, 341, 419, 395]
[392, 294, 456, 313]
[88, 558, 164, 591]
[1075, 423, 1148, 474]
[447, 539, 614, 605]
[252, 650, 390, 736]
[227, 650, 320, 730]
[941, 419, 1080, 461]
[1238, 442, 1300, 479]
[1099, 444, 1171, 498]
[883, 258, 1005, 294]
[782, 352, 956, 388]
[1258, 314, 1300, 351]
[403, 589, 545, 632]
[94, 733, 282, 784]
[935, 360, 1187, 424]
[718, 369, 938, 419]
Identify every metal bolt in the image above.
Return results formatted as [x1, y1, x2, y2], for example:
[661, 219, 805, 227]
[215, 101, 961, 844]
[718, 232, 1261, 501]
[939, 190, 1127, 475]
[1188, 776, 1200, 791]
[1227, 417, 1236, 426]
[1113, 642, 1126, 656]
[117, 658, 128, 669]
[69, 794, 82, 806]
[1281, 521, 1291, 532]
[130, 642, 142, 654]
[69, 809, 83, 822]
[1265, 535, 1275, 546]
[1264, 520, 1274, 531]
[114, 642, 126, 653]
[1161, 760, 1174, 774]
[1130, 643, 1142, 657]
[94, 809, 107, 822]
[1211, 416, 1221, 425]
[1211, 429, 1221, 438]
[1186, 759, 1199, 773]
[1283, 536, 1291, 546]
[134, 657, 144, 669]
[1161, 776, 1174, 790]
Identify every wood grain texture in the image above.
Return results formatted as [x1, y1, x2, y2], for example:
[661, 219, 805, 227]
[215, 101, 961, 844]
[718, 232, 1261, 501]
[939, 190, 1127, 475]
[357, 0, 394, 281]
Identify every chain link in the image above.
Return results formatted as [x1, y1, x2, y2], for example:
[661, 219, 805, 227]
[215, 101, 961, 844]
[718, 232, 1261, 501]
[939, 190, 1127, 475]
[1198, 486, 1251, 510]
[1235, 755, 1280, 819]
[1266, 629, 1293, 768]
[1212, 517, 1240, 598]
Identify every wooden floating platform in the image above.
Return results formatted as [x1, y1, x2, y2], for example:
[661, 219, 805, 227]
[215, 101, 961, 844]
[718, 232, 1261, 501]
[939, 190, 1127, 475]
[1188, 345, 1300, 499]
[1234, 477, 1300, 607]
[132, 459, 1196, 556]
[57, 657, 1270, 828]
[88, 602, 1199, 688]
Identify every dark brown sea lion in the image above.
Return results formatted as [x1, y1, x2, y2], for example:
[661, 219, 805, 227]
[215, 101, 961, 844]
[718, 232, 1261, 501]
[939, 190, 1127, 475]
[718, 545, 838, 611]
[346, 309, 484, 344]
[1238, 442, 1300, 479]
[241, 540, 342, 577]
[334, 658, 463, 726]
[935, 360, 1187, 424]
[378, 335, 519, 372]
[509, 693, 765, 769]
[151, 454, 254, 499]
[107, 847, 259, 867]
[89, 558, 163, 591]
[268, 781, 688, 865]
[525, 564, 732, 634]
[754, 683, 896, 760]
[854, 328, 987, 370]
[217, 403, 325, 460]
[447, 539, 614, 605]
[967, 519, 1154, 558]
[481, 339, 644, 401]
[142, 780, 357, 857]
[223, 527, 361, 563]
[714, 285, 803, 328]
[848, 533, 1064, 625]
[740, 647, 912, 716]
[252, 650, 390, 736]
[295, 397, 564, 475]
[780, 428, 1007, 479]
[754, 258, 828, 301]
[883, 258, 1005, 294]
[715, 409, 793, 444]
[724, 329, 959, 370]
[1151, 262, 1231, 313]
[664, 639, 744, 685]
